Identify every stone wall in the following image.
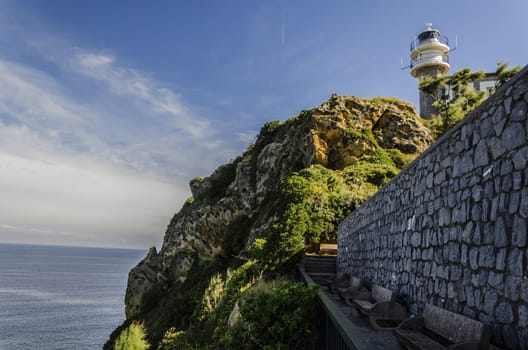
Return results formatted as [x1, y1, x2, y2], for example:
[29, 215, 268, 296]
[337, 65, 528, 349]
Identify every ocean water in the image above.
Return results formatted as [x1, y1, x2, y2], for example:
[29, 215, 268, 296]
[0, 244, 146, 350]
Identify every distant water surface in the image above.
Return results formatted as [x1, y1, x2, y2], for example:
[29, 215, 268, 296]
[0, 243, 146, 350]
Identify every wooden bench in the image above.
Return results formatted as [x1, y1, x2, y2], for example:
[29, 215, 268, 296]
[336, 276, 370, 302]
[392, 304, 491, 350]
[318, 243, 337, 255]
[323, 273, 350, 294]
[350, 284, 408, 330]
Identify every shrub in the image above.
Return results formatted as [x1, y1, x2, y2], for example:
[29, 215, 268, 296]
[225, 280, 319, 349]
[114, 321, 150, 350]
[157, 328, 194, 350]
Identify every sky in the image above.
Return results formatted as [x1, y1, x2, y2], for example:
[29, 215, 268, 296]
[0, 1, 526, 249]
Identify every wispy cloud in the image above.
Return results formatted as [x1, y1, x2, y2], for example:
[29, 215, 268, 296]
[0, 13, 239, 248]
[70, 52, 210, 139]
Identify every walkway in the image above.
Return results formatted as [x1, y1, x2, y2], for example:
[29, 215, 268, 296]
[303, 255, 400, 350]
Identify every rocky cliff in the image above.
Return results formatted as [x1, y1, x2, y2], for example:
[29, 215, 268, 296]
[123, 94, 433, 320]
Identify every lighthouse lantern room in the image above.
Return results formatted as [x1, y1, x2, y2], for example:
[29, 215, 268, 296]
[410, 23, 451, 77]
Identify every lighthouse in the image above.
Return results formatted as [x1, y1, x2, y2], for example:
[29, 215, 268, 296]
[410, 24, 451, 119]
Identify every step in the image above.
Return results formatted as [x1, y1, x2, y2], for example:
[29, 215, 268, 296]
[304, 255, 337, 274]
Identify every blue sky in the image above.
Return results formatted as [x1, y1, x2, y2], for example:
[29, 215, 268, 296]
[0, 0, 526, 249]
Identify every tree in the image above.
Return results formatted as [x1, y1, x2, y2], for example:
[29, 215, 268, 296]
[495, 61, 521, 88]
[420, 68, 486, 136]
[420, 62, 521, 137]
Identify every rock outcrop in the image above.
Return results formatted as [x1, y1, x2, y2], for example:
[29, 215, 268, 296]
[124, 94, 433, 319]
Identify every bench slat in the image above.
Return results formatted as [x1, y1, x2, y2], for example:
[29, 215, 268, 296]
[354, 299, 374, 311]
[424, 304, 487, 344]
[393, 329, 446, 350]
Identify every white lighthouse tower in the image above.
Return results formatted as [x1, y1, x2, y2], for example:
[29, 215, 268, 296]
[410, 23, 451, 119]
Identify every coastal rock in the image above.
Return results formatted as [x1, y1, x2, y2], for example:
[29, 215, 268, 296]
[124, 94, 433, 319]
[124, 247, 165, 319]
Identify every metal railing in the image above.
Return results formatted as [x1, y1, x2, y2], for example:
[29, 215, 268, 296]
[410, 35, 449, 52]
[299, 268, 363, 350]
[410, 54, 449, 68]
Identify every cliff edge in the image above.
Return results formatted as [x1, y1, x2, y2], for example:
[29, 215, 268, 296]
[123, 94, 433, 320]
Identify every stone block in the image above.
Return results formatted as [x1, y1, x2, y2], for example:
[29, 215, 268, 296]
[496, 248, 507, 271]
[471, 203, 481, 221]
[447, 242, 460, 263]
[520, 305, 528, 328]
[495, 301, 514, 324]
[489, 137, 506, 160]
[482, 222, 494, 244]
[462, 306, 475, 319]
[513, 171, 523, 190]
[469, 247, 479, 270]
[462, 221, 473, 244]
[513, 215, 527, 247]
[498, 193, 509, 214]
[520, 188, 528, 218]
[503, 122, 526, 150]
[504, 96, 513, 114]
[492, 105, 506, 136]
[509, 191, 520, 214]
[487, 271, 503, 288]
[505, 276, 520, 301]
[452, 202, 467, 224]
[514, 80, 528, 100]
[466, 287, 475, 307]
[471, 185, 483, 202]
[434, 169, 446, 185]
[513, 146, 528, 170]
[471, 223, 482, 245]
[438, 207, 451, 227]
[494, 216, 509, 248]
[508, 248, 524, 276]
[410, 231, 421, 247]
[502, 175, 512, 192]
[501, 159, 513, 176]
[449, 225, 462, 241]
[490, 198, 499, 222]
[478, 246, 495, 268]
[483, 181, 494, 198]
[483, 290, 498, 315]
[447, 282, 455, 298]
[481, 110, 496, 135]
[460, 244, 468, 265]
[522, 280, 528, 303]
[511, 100, 527, 121]
[479, 312, 492, 325]
[450, 265, 462, 281]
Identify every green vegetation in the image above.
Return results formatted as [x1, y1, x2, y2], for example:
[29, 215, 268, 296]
[225, 280, 319, 349]
[192, 156, 242, 204]
[114, 321, 150, 350]
[495, 61, 521, 88]
[420, 62, 521, 137]
[420, 68, 486, 136]
[106, 96, 427, 350]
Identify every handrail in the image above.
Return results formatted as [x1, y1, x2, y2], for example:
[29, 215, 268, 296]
[410, 54, 449, 68]
[299, 267, 366, 350]
[410, 35, 449, 52]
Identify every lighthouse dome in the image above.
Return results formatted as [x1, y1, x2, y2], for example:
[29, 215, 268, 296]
[410, 24, 450, 78]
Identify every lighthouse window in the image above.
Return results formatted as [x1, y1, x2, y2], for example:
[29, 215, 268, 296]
[418, 30, 439, 41]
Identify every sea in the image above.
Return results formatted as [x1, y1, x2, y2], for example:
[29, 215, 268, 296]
[0, 243, 146, 350]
